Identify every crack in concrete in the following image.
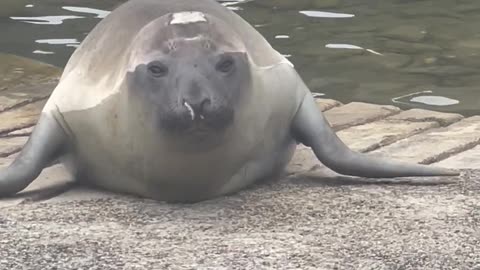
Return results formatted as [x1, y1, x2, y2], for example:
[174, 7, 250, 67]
[0, 148, 21, 158]
[0, 122, 37, 136]
[1, 130, 33, 138]
[0, 96, 48, 114]
[361, 122, 441, 153]
[334, 108, 402, 131]
[401, 117, 462, 127]
[420, 139, 480, 165]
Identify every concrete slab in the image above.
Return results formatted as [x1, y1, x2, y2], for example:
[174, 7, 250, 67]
[0, 53, 60, 112]
[0, 136, 27, 157]
[370, 116, 480, 164]
[315, 98, 342, 112]
[388, 108, 464, 127]
[0, 82, 53, 112]
[0, 100, 44, 134]
[332, 108, 466, 153]
[3, 126, 34, 137]
[324, 102, 401, 131]
[434, 145, 480, 169]
[0, 153, 16, 166]
[0, 169, 477, 269]
[338, 120, 439, 153]
[44, 188, 120, 204]
[0, 53, 59, 88]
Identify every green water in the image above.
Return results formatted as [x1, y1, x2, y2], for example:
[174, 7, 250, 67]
[0, 0, 479, 116]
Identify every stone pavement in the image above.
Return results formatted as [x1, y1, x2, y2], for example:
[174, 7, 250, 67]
[0, 53, 479, 269]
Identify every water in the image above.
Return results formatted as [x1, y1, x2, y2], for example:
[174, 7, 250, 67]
[0, 0, 479, 116]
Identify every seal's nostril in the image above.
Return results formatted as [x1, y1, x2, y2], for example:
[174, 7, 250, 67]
[200, 98, 211, 111]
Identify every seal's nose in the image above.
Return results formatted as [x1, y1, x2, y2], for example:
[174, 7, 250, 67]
[180, 76, 212, 120]
[183, 97, 210, 117]
[182, 88, 211, 120]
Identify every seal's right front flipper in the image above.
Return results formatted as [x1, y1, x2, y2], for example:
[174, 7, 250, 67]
[291, 93, 459, 178]
[0, 112, 68, 197]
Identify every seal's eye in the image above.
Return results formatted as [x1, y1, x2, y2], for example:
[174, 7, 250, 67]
[147, 62, 168, 77]
[216, 56, 235, 73]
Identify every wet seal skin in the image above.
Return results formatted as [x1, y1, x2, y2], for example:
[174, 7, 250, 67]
[0, 0, 458, 203]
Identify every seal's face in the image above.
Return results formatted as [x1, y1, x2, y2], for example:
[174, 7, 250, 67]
[126, 12, 251, 138]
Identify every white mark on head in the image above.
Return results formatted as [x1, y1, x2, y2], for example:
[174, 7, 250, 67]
[184, 101, 195, 120]
[183, 35, 203, 41]
[170, 11, 207, 25]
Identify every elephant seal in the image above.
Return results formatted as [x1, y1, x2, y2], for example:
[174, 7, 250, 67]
[0, 0, 458, 202]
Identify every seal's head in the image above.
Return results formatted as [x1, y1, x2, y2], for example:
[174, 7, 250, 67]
[126, 11, 251, 138]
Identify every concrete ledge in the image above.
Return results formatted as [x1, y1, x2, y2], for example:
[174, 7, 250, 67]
[435, 145, 480, 169]
[0, 136, 28, 157]
[324, 102, 401, 130]
[388, 108, 464, 126]
[371, 116, 480, 164]
[315, 98, 342, 111]
[0, 170, 477, 269]
[0, 100, 45, 134]
[3, 126, 34, 137]
[0, 53, 59, 112]
[337, 108, 464, 153]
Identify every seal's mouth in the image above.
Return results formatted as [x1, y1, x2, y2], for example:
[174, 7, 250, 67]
[157, 103, 234, 135]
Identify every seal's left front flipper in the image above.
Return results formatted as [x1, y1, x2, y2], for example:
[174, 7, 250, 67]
[0, 112, 68, 197]
[290, 93, 459, 179]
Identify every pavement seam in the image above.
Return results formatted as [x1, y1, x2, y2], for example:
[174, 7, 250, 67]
[420, 138, 480, 165]
[0, 123, 36, 137]
[333, 107, 403, 131]
[360, 121, 441, 153]
[315, 98, 343, 112]
[0, 96, 48, 114]
[400, 116, 464, 127]
[0, 146, 23, 158]
[1, 132, 33, 138]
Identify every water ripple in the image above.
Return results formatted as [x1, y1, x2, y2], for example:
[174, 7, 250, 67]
[299, 10, 355, 18]
[10, 15, 83, 25]
[35, 38, 80, 46]
[62, 6, 111, 19]
[325, 43, 383, 55]
[411, 96, 460, 106]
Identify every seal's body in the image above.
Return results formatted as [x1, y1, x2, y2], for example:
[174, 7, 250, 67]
[58, 52, 299, 202]
[0, 0, 458, 202]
